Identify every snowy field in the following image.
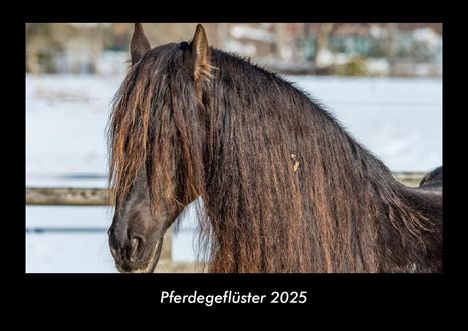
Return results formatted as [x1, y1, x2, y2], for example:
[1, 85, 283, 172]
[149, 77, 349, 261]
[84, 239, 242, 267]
[25, 74, 442, 273]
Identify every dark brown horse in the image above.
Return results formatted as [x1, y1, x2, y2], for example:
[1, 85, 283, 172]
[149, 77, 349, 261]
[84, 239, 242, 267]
[107, 23, 442, 273]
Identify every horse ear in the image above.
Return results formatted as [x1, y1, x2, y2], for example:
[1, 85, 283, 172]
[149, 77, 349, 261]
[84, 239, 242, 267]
[184, 24, 211, 83]
[131, 23, 151, 64]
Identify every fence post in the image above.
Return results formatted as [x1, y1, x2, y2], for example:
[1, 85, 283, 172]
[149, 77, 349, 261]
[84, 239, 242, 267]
[154, 228, 173, 273]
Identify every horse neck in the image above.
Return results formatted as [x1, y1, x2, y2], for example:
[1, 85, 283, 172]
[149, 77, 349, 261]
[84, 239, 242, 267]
[199, 74, 440, 272]
[327, 125, 442, 271]
[317, 116, 443, 272]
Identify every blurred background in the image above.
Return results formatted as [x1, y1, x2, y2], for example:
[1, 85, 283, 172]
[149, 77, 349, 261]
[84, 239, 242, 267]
[26, 23, 442, 272]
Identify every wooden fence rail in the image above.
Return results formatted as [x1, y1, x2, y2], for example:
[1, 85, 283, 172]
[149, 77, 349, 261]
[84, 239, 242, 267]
[25, 172, 426, 273]
[25, 172, 426, 206]
[26, 187, 109, 206]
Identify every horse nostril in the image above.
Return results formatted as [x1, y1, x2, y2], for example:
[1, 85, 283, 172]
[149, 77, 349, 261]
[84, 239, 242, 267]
[130, 237, 140, 261]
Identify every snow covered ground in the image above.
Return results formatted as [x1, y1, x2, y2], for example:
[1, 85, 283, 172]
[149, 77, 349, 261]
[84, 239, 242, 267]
[25, 74, 442, 273]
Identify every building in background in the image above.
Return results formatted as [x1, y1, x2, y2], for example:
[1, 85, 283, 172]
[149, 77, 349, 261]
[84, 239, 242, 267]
[26, 23, 442, 77]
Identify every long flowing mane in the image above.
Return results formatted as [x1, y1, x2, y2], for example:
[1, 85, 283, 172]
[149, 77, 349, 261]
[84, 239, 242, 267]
[108, 43, 442, 273]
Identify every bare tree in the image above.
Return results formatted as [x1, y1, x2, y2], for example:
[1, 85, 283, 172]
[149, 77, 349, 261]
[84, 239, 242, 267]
[313, 23, 334, 69]
[386, 23, 398, 76]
